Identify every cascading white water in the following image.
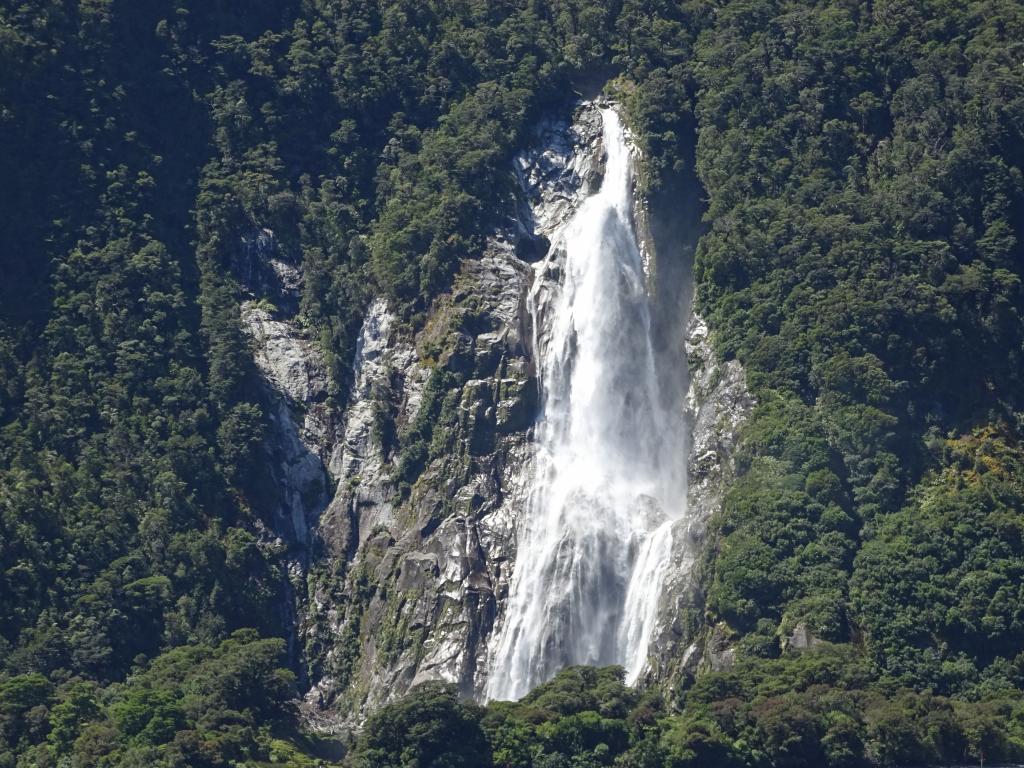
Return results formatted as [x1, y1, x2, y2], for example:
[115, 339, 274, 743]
[486, 107, 687, 702]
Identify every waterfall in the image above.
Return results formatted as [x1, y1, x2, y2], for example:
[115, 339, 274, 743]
[486, 107, 687, 702]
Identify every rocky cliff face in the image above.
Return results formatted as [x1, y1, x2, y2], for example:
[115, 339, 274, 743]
[236, 100, 750, 727]
[295, 104, 606, 725]
[234, 228, 340, 665]
[645, 311, 753, 690]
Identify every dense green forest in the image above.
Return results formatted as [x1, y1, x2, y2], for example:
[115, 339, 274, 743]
[2, 0, 1024, 765]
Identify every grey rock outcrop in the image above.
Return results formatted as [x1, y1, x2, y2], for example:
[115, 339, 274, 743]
[644, 309, 754, 689]
[784, 623, 823, 651]
[236, 99, 752, 727]
[233, 217, 339, 551]
[300, 103, 606, 726]
[232, 227, 341, 668]
[241, 303, 337, 544]
[235, 228, 303, 314]
[705, 623, 738, 672]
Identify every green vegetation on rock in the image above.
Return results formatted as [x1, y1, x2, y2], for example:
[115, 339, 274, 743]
[353, 661, 1024, 767]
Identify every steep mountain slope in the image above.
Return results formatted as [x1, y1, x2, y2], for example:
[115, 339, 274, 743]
[692, 0, 1024, 694]
[2, 0, 1024, 766]
[287, 100, 747, 723]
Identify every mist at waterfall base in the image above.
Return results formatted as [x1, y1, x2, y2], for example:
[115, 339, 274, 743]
[486, 108, 688, 702]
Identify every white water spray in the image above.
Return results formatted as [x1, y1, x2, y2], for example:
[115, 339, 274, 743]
[486, 107, 687, 702]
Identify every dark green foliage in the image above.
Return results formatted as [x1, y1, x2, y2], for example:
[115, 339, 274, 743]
[851, 429, 1024, 694]
[676, 656, 1024, 768]
[0, 630, 309, 767]
[482, 667, 640, 768]
[692, 0, 1024, 700]
[0, 0, 295, 710]
[394, 368, 467, 492]
[351, 682, 490, 768]
[348, 656, 1024, 768]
